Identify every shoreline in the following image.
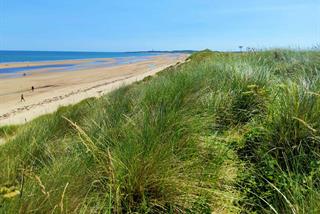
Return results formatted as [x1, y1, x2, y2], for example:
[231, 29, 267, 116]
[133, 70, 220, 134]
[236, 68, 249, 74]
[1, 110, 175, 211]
[0, 54, 188, 126]
[0, 57, 113, 69]
[0, 55, 159, 69]
[0, 53, 165, 68]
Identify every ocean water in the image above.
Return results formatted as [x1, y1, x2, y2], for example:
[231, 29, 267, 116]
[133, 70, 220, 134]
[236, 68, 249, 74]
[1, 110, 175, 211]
[0, 51, 167, 78]
[0, 50, 161, 63]
[0, 64, 75, 74]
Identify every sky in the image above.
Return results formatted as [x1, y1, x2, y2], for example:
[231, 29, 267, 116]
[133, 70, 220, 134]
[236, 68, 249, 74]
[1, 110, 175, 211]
[0, 0, 319, 51]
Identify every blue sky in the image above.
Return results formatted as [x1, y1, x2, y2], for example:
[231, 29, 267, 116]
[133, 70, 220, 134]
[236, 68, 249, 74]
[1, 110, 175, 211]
[1, 0, 319, 51]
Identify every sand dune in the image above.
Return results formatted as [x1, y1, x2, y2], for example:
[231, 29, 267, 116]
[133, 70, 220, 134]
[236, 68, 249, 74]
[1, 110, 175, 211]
[0, 54, 188, 125]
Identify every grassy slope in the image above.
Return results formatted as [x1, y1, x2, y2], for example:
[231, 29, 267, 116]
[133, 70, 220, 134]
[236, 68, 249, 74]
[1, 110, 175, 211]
[1, 50, 320, 213]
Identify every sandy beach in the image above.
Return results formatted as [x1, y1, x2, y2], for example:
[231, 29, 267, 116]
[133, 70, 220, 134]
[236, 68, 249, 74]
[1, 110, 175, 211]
[0, 54, 188, 126]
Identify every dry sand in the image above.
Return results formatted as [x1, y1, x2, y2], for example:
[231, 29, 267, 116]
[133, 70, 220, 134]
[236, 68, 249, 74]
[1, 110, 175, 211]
[0, 54, 188, 126]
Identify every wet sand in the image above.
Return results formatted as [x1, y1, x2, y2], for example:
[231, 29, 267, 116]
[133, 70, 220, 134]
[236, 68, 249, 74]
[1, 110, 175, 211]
[0, 54, 188, 125]
[0, 58, 112, 69]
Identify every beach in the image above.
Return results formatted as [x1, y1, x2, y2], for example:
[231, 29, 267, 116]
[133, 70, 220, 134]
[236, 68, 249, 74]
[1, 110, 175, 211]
[0, 54, 188, 125]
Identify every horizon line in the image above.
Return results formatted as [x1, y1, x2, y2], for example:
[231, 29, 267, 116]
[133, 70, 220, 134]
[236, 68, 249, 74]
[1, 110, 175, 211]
[0, 49, 198, 53]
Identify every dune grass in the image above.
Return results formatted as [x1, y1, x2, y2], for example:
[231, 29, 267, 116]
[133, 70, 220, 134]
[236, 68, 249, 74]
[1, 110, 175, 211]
[0, 125, 19, 139]
[0, 49, 320, 213]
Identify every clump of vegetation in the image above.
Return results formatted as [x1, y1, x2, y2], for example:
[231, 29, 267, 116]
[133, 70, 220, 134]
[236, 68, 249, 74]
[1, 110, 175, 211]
[0, 49, 319, 213]
[0, 125, 19, 139]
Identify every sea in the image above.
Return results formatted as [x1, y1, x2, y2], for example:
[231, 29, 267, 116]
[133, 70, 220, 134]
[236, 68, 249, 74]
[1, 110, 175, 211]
[0, 50, 168, 78]
[0, 50, 161, 63]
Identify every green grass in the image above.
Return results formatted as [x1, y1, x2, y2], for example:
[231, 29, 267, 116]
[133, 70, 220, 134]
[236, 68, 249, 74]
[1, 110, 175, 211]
[1, 50, 320, 213]
[0, 125, 19, 139]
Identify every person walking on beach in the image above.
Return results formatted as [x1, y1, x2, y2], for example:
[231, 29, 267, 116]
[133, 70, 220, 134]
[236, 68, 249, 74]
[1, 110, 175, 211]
[31, 86, 34, 92]
[21, 94, 25, 102]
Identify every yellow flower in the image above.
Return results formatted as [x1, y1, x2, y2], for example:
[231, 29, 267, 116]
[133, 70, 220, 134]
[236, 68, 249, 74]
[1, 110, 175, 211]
[0, 187, 10, 194]
[3, 190, 20, 199]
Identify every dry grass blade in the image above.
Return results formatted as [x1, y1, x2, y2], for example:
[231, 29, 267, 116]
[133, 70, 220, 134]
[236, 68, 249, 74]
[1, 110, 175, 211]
[292, 117, 317, 133]
[60, 182, 69, 213]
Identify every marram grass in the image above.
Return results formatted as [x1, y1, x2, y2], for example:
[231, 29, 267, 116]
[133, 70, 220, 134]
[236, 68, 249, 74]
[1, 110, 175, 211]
[0, 49, 320, 213]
